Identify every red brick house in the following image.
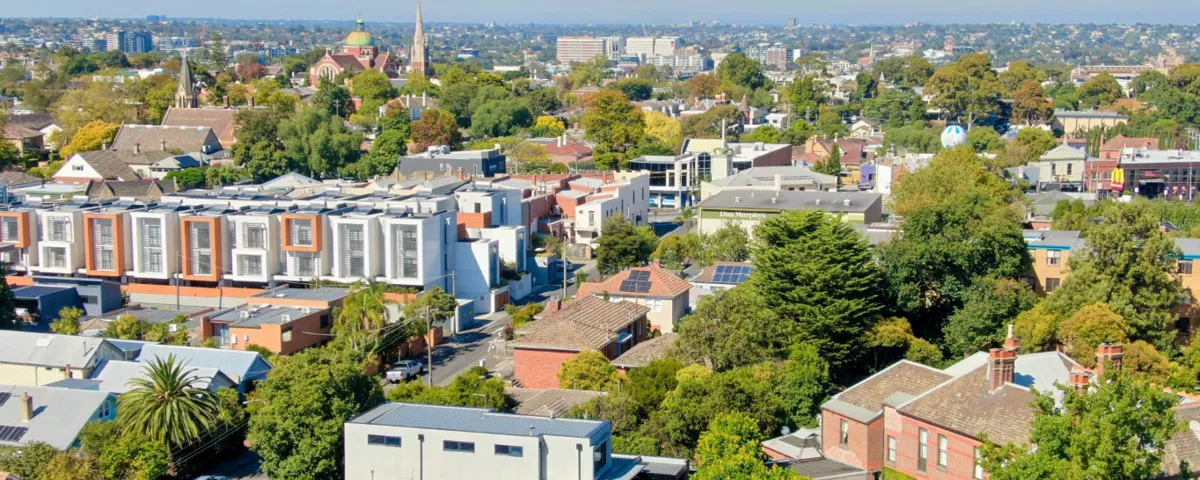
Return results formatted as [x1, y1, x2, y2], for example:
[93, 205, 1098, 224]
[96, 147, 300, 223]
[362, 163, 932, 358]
[511, 296, 649, 389]
[808, 332, 1200, 479]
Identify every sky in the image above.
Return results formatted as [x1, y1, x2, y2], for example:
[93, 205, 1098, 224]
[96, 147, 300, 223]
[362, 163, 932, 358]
[4, 0, 1200, 25]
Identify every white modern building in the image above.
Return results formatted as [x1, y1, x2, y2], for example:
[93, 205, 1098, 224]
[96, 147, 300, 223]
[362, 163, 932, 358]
[344, 402, 688, 480]
[127, 203, 196, 282]
[228, 206, 289, 284]
[31, 205, 89, 275]
[328, 205, 385, 283]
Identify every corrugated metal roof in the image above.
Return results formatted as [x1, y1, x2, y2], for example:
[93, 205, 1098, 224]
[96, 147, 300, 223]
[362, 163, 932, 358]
[349, 403, 608, 439]
[136, 344, 271, 382]
[0, 384, 113, 450]
[0, 331, 116, 369]
[86, 360, 231, 393]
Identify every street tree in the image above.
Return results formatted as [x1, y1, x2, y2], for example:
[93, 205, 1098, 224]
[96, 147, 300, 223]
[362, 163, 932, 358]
[583, 90, 645, 167]
[50, 306, 85, 335]
[595, 216, 658, 275]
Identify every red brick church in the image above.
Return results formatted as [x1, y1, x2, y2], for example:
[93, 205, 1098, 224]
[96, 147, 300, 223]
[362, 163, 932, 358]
[308, 18, 401, 86]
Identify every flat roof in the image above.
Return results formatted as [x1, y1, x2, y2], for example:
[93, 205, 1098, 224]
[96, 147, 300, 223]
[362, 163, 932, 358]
[211, 305, 315, 328]
[252, 287, 351, 302]
[698, 190, 881, 213]
[348, 402, 608, 439]
[12, 285, 75, 299]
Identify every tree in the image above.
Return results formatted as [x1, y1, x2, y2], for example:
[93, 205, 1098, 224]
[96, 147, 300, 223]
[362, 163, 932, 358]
[54, 81, 136, 141]
[750, 210, 883, 375]
[469, 100, 532, 138]
[924, 54, 1002, 125]
[717, 53, 768, 90]
[862, 87, 925, 128]
[530, 115, 566, 137]
[740, 125, 779, 144]
[705, 223, 752, 264]
[583, 90, 645, 165]
[403, 287, 458, 384]
[558, 350, 619, 391]
[95, 433, 171, 480]
[675, 287, 787, 371]
[525, 87, 562, 116]
[981, 371, 1181, 480]
[595, 216, 658, 275]
[680, 105, 741, 139]
[652, 233, 704, 269]
[119, 354, 218, 447]
[814, 143, 842, 174]
[410, 108, 463, 152]
[387, 367, 513, 410]
[163, 167, 205, 190]
[351, 69, 398, 109]
[1042, 202, 1181, 350]
[333, 281, 394, 352]
[851, 72, 879, 102]
[509, 141, 552, 172]
[998, 61, 1045, 93]
[1011, 80, 1054, 126]
[643, 111, 682, 150]
[695, 412, 764, 468]
[967, 126, 1006, 153]
[1077, 72, 1123, 109]
[943, 278, 1037, 357]
[61, 120, 120, 159]
[0, 443, 59, 479]
[50, 306, 84, 335]
[277, 107, 363, 179]
[204, 165, 242, 188]
[610, 78, 654, 101]
[1056, 303, 1130, 367]
[312, 78, 354, 118]
[688, 74, 721, 99]
[249, 345, 383, 480]
[106, 314, 147, 339]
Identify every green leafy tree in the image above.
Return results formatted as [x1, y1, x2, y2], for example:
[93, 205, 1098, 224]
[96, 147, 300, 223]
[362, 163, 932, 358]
[706, 223, 752, 264]
[469, 100, 532, 138]
[717, 53, 768, 90]
[96, 434, 171, 480]
[558, 350, 620, 391]
[595, 216, 658, 275]
[106, 314, 147, 339]
[312, 78, 355, 118]
[680, 105, 742, 139]
[1042, 202, 1181, 350]
[61, 120, 120, 159]
[50, 306, 85, 335]
[1077, 72, 1123, 109]
[814, 143, 842, 174]
[675, 287, 787, 371]
[967, 126, 1006, 153]
[862, 87, 926, 128]
[610, 78, 655, 101]
[164, 167, 206, 190]
[231, 106, 294, 181]
[998, 61, 1046, 93]
[651, 233, 703, 269]
[583, 90, 645, 167]
[0, 442, 59, 479]
[1012, 80, 1054, 126]
[386, 367, 514, 410]
[204, 165, 242, 188]
[248, 345, 384, 480]
[525, 87, 562, 116]
[943, 277, 1037, 357]
[119, 354, 218, 446]
[278, 107, 363, 179]
[1056, 303, 1129, 367]
[981, 370, 1181, 480]
[334, 281, 395, 352]
[750, 210, 883, 375]
[402, 287, 458, 381]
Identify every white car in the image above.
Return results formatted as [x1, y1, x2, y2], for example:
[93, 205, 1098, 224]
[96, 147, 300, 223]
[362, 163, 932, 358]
[386, 360, 425, 383]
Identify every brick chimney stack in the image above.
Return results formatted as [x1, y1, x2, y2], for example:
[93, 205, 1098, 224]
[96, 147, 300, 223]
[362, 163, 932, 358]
[20, 392, 32, 422]
[1069, 366, 1093, 396]
[987, 348, 1017, 392]
[1095, 342, 1124, 378]
[1003, 324, 1021, 350]
[545, 296, 562, 314]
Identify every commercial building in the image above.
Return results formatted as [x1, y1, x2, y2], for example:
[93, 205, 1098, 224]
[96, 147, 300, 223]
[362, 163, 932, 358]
[556, 36, 620, 63]
[1114, 148, 1200, 200]
[1053, 109, 1128, 136]
[700, 165, 838, 201]
[344, 402, 688, 480]
[624, 36, 677, 60]
[627, 140, 792, 209]
[696, 190, 884, 236]
[398, 146, 507, 178]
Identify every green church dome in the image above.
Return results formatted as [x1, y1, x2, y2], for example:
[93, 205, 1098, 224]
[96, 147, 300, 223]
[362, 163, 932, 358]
[345, 19, 375, 47]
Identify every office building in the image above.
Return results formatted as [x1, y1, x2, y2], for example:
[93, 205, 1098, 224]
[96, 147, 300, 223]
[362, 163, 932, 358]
[556, 36, 619, 63]
[624, 37, 677, 60]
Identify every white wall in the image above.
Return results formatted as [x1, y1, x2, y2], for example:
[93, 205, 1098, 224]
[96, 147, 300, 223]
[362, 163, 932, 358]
[476, 226, 527, 272]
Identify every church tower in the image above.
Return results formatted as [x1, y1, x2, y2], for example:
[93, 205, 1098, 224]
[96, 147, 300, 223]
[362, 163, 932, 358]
[175, 51, 198, 109]
[410, 0, 432, 77]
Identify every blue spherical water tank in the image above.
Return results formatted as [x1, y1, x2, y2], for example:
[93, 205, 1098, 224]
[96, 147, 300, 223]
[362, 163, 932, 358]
[941, 125, 968, 148]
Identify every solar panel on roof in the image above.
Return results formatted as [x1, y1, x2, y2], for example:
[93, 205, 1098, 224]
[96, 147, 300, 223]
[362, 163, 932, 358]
[713, 265, 754, 284]
[628, 270, 650, 281]
[0, 426, 28, 442]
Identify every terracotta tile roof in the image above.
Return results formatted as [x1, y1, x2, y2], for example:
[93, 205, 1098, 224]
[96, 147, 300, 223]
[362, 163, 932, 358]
[510, 388, 608, 417]
[511, 296, 648, 351]
[583, 264, 692, 299]
[611, 333, 676, 368]
[823, 361, 951, 422]
[546, 142, 593, 158]
[161, 107, 238, 148]
[897, 366, 1038, 445]
[1101, 134, 1159, 152]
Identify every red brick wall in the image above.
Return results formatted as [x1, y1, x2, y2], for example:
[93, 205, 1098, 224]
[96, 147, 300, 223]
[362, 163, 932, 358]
[752, 146, 794, 168]
[886, 410, 983, 480]
[513, 347, 578, 389]
[821, 409, 883, 471]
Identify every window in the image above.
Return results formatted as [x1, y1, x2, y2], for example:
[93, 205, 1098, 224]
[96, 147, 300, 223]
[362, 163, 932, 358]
[47, 218, 70, 242]
[291, 219, 314, 247]
[495, 445, 524, 457]
[974, 446, 984, 479]
[887, 436, 896, 463]
[588, 211, 596, 227]
[443, 440, 475, 452]
[394, 225, 418, 279]
[938, 434, 948, 468]
[367, 435, 401, 447]
[98, 399, 112, 419]
[240, 255, 263, 276]
[839, 420, 849, 446]
[281, 327, 293, 343]
[97, 249, 114, 271]
[44, 247, 67, 268]
[244, 223, 266, 249]
[190, 222, 213, 275]
[593, 441, 608, 471]
[646, 298, 663, 312]
[295, 253, 315, 277]
[1181, 259, 1194, 275]
[92, 218, 115, 271]
[342, 225, 365, 277]
[1046, 250, 1061, 266]
[918, 428, 928, 473]
[1066, 163, 1073, 175]
[146, 251, 163, 273]
[1045, 277, 1061, 293]
[0, 217, 18, 242]
[72, 164, 84, 172]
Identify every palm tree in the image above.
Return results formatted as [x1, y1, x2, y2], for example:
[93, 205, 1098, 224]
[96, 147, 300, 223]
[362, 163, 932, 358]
[335, 281, 394, 351]
[119, 354, 218, 446]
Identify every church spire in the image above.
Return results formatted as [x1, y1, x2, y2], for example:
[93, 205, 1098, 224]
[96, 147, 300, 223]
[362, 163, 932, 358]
[410, 0, 431, 77]
[175, 51, 198, 109]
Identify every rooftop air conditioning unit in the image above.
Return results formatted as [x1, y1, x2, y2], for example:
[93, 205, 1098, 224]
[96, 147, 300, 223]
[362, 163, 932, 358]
[280, 314, 292, 322]
[239, 311, 251, 319]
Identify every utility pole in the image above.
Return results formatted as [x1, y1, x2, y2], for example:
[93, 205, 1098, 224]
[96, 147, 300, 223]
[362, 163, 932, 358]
[562, 234, 569, 297]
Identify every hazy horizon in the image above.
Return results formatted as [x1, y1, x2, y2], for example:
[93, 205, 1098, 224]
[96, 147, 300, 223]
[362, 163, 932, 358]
[3, 0, 1199, 26]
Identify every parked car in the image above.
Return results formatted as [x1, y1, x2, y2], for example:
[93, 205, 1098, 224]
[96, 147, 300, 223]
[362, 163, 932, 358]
[386, 360, 425, 383]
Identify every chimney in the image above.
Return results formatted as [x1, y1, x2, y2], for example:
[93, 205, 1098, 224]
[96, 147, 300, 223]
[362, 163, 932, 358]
[1095, 342, 1124, 378]
[1069, 366, 1092, 396]
[65, 364, 72, 378]
[651, 259, 661, 267]
[21, 393, 32, 422]
[1002, 324, 1021, 350]
[134, 143, 141, 155]
[987, 347, 1017, 392]
[101, 141, 109, 150]
[546, 296, 562, 313]
[160, 139, 167, 151]
[223, 96, 230, 108]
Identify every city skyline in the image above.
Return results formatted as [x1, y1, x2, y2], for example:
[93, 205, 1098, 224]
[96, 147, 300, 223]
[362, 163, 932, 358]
[3, 0, 1200, 26]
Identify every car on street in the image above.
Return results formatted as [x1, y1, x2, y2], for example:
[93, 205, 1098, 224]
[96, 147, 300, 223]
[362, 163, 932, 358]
[386, 360, 425, 383]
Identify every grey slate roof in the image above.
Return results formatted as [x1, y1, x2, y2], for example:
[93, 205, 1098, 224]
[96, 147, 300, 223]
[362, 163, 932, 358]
[821, 360, 951, 423]
[110, 125, 220, 154]
[349, 402, 609, 439]
[0, 331, 118, 369]
[81, 360, 233, 393]
[510, 388, 608, 417]
[698, 190, 882, 214]
[72, 151, 141, 181]
[0, 384, 114, 450]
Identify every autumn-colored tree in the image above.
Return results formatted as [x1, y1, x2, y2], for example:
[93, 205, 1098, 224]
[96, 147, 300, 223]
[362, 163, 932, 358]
[61, 121, 120, 159]
[688, 74, 721, 99]
[410, 109, 463, 152]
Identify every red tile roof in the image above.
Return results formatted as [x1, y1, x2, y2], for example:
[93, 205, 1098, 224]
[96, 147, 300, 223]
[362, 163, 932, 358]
[579, 263, 692, 299]
[511, 296, 648, 351]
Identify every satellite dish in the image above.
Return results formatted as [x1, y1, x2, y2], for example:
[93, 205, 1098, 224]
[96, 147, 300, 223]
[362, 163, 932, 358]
[781, 426, 791, 435]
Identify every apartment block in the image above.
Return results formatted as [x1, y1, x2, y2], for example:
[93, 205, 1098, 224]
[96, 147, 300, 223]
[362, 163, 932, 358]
[180, 206, 236, 283]
[328, 205, 385, 283]
[228, 206, 289, 284]
[82, 202, 152, 279]
[556, 36, 619, 63]
[32, 205, 90, 275]
[0, 206, 37, 272]
[127, 203, 198, 282]
[277, 205, 344, 283]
